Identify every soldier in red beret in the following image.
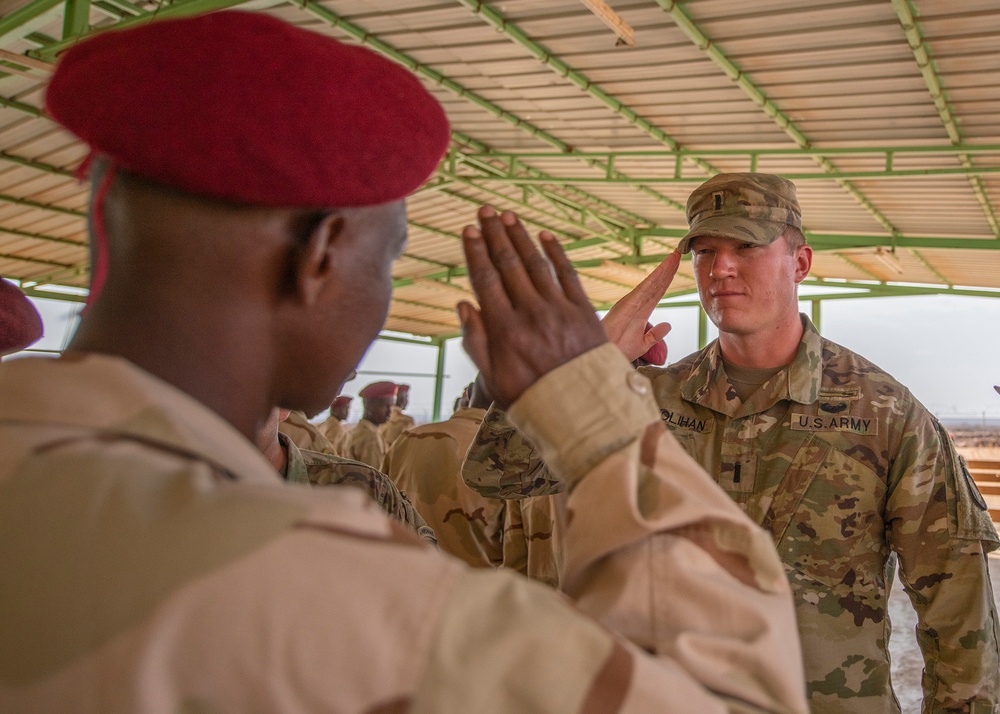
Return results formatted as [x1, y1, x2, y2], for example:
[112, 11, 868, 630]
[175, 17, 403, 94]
[380, 382, 416, 447]
[319, 394, 353, 452]
[341, 380, 395, 468]
[0, 277, 43, 357]
[0, 11, 808, 714]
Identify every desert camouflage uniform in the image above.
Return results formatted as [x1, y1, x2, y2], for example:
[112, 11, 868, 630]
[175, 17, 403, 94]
[340, 417, 387, 469]
[277, 409, 336, 454]
[380, 405, 415, 447]
[0, 348, 809, 713]
[277, 431, 435, 543]
[502, 494, 565, 588]
[383, 407, 503, 567]
[465, 317, 1000, 714]
[317, 415, 348, 454]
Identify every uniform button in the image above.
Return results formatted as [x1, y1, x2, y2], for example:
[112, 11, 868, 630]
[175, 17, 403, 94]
[627, 370, 650, 395]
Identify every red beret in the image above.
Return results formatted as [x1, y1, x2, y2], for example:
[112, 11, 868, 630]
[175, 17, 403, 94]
[332, 395, 353, 408]
[0, 279, 43, 356]
[359, 381, 397, 400]
[640, 322, 667, 366]
[396, 384, 410, 394]
[46, 11, 450, 207]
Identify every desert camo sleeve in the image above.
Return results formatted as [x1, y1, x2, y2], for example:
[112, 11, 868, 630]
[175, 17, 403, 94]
[426, 344, 808, 713]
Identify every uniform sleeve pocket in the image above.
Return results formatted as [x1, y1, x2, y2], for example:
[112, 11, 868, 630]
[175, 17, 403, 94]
[939, 430, 1000, 548]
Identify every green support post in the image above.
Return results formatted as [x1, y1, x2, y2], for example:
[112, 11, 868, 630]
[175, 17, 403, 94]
[62, 0, 90, 39]
[0, 0, 62, 43]
[432, 338, 447, 423]
[698, 306, 708, 350]
[811, 300, 822, 332]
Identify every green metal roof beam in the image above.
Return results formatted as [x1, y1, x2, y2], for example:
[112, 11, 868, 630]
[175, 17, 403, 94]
[910, 248, 952, 287]
[430, 174, 634, 248]
[386, 313, 457, 331]
[400, 252, 455, 270]
[93, 0, 147, 18]
[646, 285, 1000, 310]
[19, 284, 86, 302]
[835, 253, 882, 282]
[396, 248, 688, 298]
[0, 150, 77, 177]
[299, 1, 687, 220]
[592, 286, 703, 311]
[62, 0, 90, 38]
[392, 296, 459, 315]
[454, 144, 1000, 160]
[0, 250, 75, 269]
[0, 94, 43, 117]
[435, 184, 602, 241]
[454, 0, 718, 177]
[445, 140, 642, 231]
[641, 227, 1000, 251]
[891, 0, 1000, 238]
[31, 0, 254, 60]
[805, 281, 1000, 300]
[654, 0, 901, 238]
[0, 223, 86, 248]
[451, 129, 653, 227]
[0, 0, 62, 46]
[17, 263, 86, 285]
[445, 164, 1000, 184]
[0, 192, 85, 217]
[375, 332, 437, 348]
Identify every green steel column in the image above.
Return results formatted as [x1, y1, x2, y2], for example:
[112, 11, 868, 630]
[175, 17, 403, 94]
[0, 0, 62, 44]
[432, 338, 447, 422]
[811, 299, 822, 332]
[698, 306, 708, 349]
[62, 0, 90, 39]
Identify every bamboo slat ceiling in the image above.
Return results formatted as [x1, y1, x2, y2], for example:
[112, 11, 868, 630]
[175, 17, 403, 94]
[0, 0, 998, 338]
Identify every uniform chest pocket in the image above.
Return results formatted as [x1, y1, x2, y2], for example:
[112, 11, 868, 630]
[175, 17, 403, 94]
[762, 436, 887, 591]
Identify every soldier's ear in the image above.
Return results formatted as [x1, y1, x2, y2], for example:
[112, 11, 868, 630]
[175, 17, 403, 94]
[292, 212, 343, 306]
[793, 244, 812, 284]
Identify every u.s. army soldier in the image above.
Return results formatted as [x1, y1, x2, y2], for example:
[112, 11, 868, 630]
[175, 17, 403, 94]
[465, 173, 1000, 714]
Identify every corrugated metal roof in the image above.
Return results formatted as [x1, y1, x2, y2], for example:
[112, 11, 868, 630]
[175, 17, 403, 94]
[0, 0, 997, 337]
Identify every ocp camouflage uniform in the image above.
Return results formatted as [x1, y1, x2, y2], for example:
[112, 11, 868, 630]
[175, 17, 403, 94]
[278, 409, 336, 454]
[340, 417, 387, 469]
[380, 405, 415, 448]
[278, 432, 436, 544]
[464, 316, 1000, 714]
[382, 407, 504, 567]
[462, 408, 565, 587]
[502, 494, 564, 588]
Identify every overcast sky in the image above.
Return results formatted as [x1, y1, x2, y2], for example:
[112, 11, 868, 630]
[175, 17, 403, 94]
[18, 291, 1000, 426]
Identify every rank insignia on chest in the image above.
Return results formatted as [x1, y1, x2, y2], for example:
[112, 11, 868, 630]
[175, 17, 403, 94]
[660, 409, 714, 434]
[790, 413, 878, 435]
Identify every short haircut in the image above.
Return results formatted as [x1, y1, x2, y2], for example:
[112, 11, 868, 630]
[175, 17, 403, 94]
[781, 226, 807, 253]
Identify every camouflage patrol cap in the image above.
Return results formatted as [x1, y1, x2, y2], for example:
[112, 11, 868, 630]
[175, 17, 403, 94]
[677, 173, 802, 254]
